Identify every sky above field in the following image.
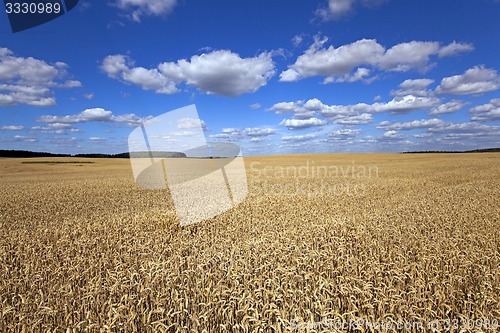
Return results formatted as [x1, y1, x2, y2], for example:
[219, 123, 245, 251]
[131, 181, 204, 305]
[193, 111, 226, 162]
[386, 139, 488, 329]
[0, 0, 499, 155]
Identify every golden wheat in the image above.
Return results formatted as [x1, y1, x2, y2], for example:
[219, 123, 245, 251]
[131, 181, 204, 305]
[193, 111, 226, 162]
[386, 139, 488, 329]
[0, 154, 498, 332]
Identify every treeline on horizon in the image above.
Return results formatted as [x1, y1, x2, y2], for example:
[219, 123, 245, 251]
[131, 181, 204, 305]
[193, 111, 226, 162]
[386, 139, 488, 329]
[0, 150, 186, 158]
[0, 148, 498, 158]
[401, 148, 500, 154]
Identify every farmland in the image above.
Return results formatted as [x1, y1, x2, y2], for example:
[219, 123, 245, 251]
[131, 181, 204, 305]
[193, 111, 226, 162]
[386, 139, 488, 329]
[0, 154, 499, 332]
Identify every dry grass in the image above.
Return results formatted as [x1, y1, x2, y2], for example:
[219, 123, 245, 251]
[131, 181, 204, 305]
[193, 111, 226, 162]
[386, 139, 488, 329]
[0, 154, 499, 332]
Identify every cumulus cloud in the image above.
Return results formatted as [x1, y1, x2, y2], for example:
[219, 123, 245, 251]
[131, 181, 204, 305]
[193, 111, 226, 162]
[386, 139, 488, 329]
[37, 108, 152, 127]
[274, 94, 437, 131]
[469, 98, 500, 122]
[102, 50, 275, 97]
[438, 41, 474, 58]
[334, 113, 373, 125]
[0, 125, 24, 130]
[282, 133, 317, 142]
[435, 65, 500, 95]
[268, 99, 322, 119]
[0, 135, 37, 142]
[250, 103, 261, 109]
[391, 78, 434, 96]
[115, 0, 177, 22]
[380, 130, 407, 141]
[177, 117, 207, 130]
[327, 129, 361, 141]
[280, 38, 474, 83]
[291, 35, 304, 47]
[222, 128, 242, 135]
[0, 47, 81, 106]
[30, 122, 80, 135]
[377, 118, 445, 131]
[315, 0, 387, 20]
[101, 54, 178, 94]
[242, 128, 277, 137]
[271, 98, 374, 126]
[430, 100, 469, 115]
[377, 41, 440, 72]
[280, 37, 383, 82]
[209, 127, 276, 142]
[324, 67, 372, 83]
[279, 117, 327, 129]
[427, 122, 499, 138]
[371, 95, 440, 114]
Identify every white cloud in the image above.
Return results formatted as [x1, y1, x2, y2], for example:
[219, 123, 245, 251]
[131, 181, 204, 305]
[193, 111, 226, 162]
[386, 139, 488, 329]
[222, 128, 242, 135]
[115, 0, 177, 22]
[315, 0, 387, 21]
[303, 98, 325, 111]
[100, 54, 129, 78]
[89, 137, 105, 141]
[84, 92, 94, 99]
[470, 98, 500, 122]
[334, 113, 373, 125]
[381, 130, 407, 140]
[0, 135, 37, 142]
[122, 66, 176, 93]
[282, 133, 317, 142]
[0, 125, 24, 130]
[391, 78, 434, 96]
[281, 38, 475, 83]
[30, 122, 79, 135]
[420, 122, 500, 146]
[327, 129, 361, 141]
[438, 41, 474, 58]
[268, 99, 320, 119]
[242, 128, 277, 137]
[371, 95, 440, 114]
[291, 35, 304, 47]
[430, 100, 469, 115]
[377, 118, 445, 131]
[250, 103, 261, 109]
[272, 98, 374, 126]
[413, 133, 432, 138]
[102, 50, 275, 97]
[273, 94, 437, 132]
[211, 127, 276, 142]
[378, 41, 440, 72]
[324, 67, 371, 83]
[316, 0, 356, 20]
[436, 65, 500, 95]
[0, 48, 81, 106]
[280, 37, 383, 82]
[177, 117, 207, 130]
[37, 108, 152, 126]
[173, 51, 275, 96]
[279, 117, 327, 129]
[171, 131, 194, 137]
[209, 133, 231, 140]
[428, 121, 499, 134]
[101, 55, 178, 94]
[319, 103, 371, 118]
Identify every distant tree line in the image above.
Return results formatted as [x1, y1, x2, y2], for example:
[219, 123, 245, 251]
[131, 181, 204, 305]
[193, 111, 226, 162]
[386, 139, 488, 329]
[0, 150, 184, 158]
[401, 148, 500, 154]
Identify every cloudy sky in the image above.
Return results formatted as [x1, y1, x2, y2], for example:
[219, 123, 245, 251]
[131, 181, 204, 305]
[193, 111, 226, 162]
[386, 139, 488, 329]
[0, 0, 499, 155]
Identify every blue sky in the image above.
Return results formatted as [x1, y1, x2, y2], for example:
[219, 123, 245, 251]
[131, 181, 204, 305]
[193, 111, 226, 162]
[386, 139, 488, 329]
[0, 0, 499, 155]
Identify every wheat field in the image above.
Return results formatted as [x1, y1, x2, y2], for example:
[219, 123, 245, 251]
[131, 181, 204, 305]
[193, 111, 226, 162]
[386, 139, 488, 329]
[0, 153, 499, 332]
